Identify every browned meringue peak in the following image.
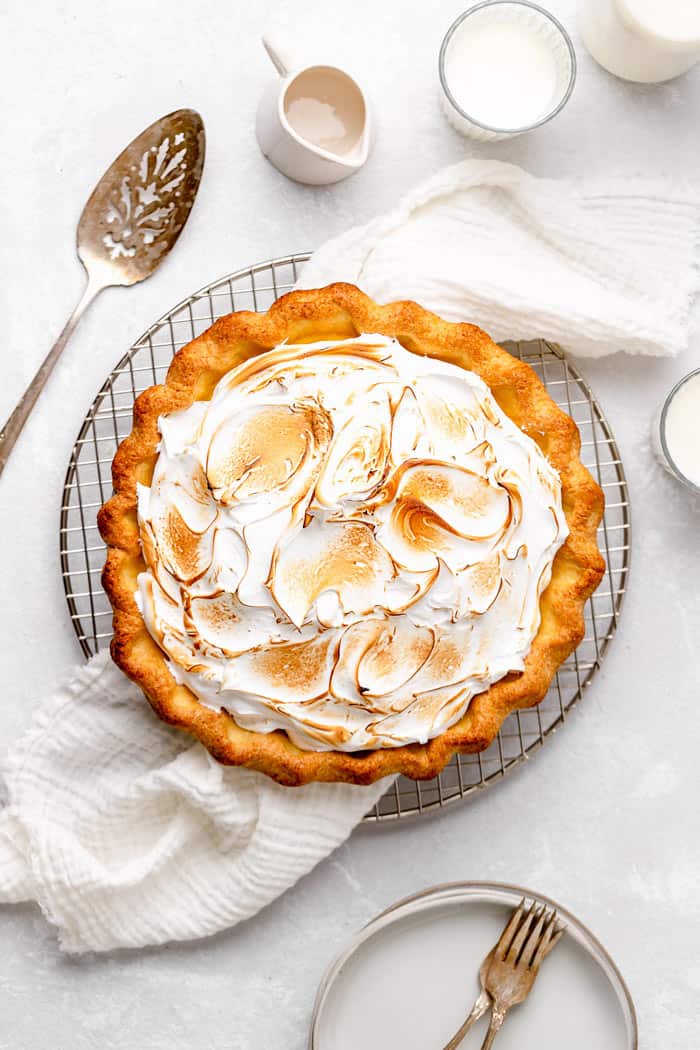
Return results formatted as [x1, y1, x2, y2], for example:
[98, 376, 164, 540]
[329, 618, 436, 704]
[367, 685, 472, 746]
[183, 591, 277, 659]
[140, 454, 219, 588]
[135, 332, 569, 752]
[330, 620, 477, 716]
[389, 385, 424, 464]
[374, 461, 511, 574]
[460, 554, 503, 614]
[150, 453, 217, 533]
[233, 632, 341, 705]
[269, 519, 396, 629]
[206, 400, 332, 506]
[314, 391, 392, 507]
[149, 503, 215, 585]
[139, 574, 199, 673]
[412, 373, 493, 449]
[215, 337, 392, 395]
[207, 526, 249, 594]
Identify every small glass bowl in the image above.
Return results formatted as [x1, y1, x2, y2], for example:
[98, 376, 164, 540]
[653, 368, 700, 496]
[438, 0, 577, 142]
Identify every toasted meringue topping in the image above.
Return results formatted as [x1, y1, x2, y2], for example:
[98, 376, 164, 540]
[136, 334, 568, 751]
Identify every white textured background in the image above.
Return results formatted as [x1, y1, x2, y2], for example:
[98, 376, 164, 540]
[1, 1, 700, 1047]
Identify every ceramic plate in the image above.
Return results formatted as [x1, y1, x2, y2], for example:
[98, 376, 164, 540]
[310, 882, 637, 1049]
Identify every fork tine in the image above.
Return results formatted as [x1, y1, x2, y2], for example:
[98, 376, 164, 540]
[546, 924, 566, 956]
[505, 900, 540, 963]
[531, 911, 566, 969]
[494, 898, 526, 959]
[521, 905, 548, 967]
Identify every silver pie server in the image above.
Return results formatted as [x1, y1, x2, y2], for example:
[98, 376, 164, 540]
[0, 108, 205, 478]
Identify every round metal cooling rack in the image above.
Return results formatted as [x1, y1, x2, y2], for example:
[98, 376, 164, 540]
[60, 253, 630, 824]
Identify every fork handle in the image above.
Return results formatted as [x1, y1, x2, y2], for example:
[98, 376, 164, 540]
[441, 989, 492, 1050]
[0, 277, 102, 479]
[480, 1007, 507, 1050]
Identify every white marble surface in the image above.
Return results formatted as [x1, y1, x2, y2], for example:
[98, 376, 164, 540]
[2, 0, 700, 1047]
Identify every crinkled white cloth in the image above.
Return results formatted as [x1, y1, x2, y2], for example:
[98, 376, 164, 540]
[298, 159, 700, 358]
[0, 653, 388, 953]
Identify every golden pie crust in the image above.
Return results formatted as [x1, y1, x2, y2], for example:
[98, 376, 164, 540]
[98, 284, 605, 785]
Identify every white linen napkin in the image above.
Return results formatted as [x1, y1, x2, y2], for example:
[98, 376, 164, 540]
[297, 159, 700, 358]
[0, 653, 388, 952]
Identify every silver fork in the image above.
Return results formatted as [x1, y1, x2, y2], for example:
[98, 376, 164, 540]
[442, 899, 565, 1050]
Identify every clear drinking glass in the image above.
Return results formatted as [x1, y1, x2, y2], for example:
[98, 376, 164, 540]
[653, 368, 700, 495]
[438, 1, 577, 141]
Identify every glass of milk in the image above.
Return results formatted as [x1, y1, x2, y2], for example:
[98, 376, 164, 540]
[654, 369, 700, 495]
[439, 1, 577, 142]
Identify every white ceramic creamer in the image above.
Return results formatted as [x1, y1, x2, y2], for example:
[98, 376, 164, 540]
[255, 36, 371, 185]
[580, 0, 700, 83]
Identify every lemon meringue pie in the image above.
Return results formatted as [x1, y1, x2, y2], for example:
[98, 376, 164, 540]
[99, 285, 604, 785]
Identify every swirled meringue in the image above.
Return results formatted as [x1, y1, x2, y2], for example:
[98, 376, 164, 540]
[135, 334, 568, 751]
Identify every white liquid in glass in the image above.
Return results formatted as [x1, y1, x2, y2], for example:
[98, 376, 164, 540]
[445, 21, 558, 129]
[665, 374, 700, 487]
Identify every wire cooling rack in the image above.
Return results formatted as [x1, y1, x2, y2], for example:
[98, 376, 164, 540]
[60, 253, 630, 824]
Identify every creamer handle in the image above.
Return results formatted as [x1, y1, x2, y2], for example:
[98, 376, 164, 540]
[262, 33, 295, 76]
